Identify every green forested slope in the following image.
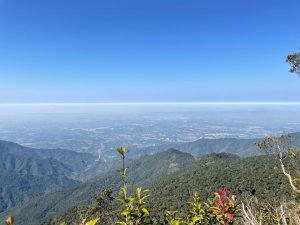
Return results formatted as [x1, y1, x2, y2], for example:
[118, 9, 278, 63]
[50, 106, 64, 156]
[50, 153, 292, 225]
[0, 140, 95, 177]
[0, 171, 78, 212]
[148, 154, 291, 216]
[0, 149, 195, 225]
[1, 132, 299, 224]
[0, 140, 97, 212]
[4, 152, 296, 225]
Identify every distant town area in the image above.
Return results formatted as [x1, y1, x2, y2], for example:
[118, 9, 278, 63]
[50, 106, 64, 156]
[0, 104, 300, 159]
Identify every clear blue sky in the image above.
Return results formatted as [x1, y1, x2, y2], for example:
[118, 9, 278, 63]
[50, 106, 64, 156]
[0, 0, 299, 103]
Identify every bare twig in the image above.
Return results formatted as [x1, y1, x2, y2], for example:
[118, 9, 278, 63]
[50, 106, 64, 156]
[241, 202, 258, 225]
[280, 204, 288, 225]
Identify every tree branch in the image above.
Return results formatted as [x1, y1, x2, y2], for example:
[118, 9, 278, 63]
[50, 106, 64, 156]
[279, 157, 300, 194]
[241, 202, 257, 225]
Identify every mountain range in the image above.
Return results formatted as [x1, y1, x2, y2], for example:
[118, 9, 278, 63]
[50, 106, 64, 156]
[0, 132, 299, 224]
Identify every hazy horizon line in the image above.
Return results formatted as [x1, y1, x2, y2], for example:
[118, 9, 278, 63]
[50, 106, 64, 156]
[0, 102, 300, 106]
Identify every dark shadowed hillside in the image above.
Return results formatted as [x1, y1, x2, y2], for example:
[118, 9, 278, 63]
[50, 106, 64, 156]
[0, 140, 98, 212]
[0, 140, 95, 177]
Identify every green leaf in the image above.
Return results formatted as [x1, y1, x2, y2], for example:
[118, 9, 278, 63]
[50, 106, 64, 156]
[142, 207, 150, 215]
[121, 210, 131, 215]
[86, 218, 100, 225]
[136, 187, 142, 196]
[173, 219, 180, 225]
[192, 215, 203, 222]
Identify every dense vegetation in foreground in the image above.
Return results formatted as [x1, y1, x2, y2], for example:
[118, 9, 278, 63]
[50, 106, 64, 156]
[41, 136, 299, 225]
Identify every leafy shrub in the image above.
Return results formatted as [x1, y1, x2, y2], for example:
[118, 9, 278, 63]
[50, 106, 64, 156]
[114, 147, 240, 225]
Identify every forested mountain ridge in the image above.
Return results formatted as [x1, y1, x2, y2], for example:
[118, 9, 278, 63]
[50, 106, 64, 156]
[0, 140, 96, 176]
[0, 149, 196, 225]
[148, 154, 291, 216]
[39, 153, 294, 225]
[0, 140, 98, 212]
[132, 132, 300, 157]
[1, 132, 300, 224]
[1, 150, 295, 225]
